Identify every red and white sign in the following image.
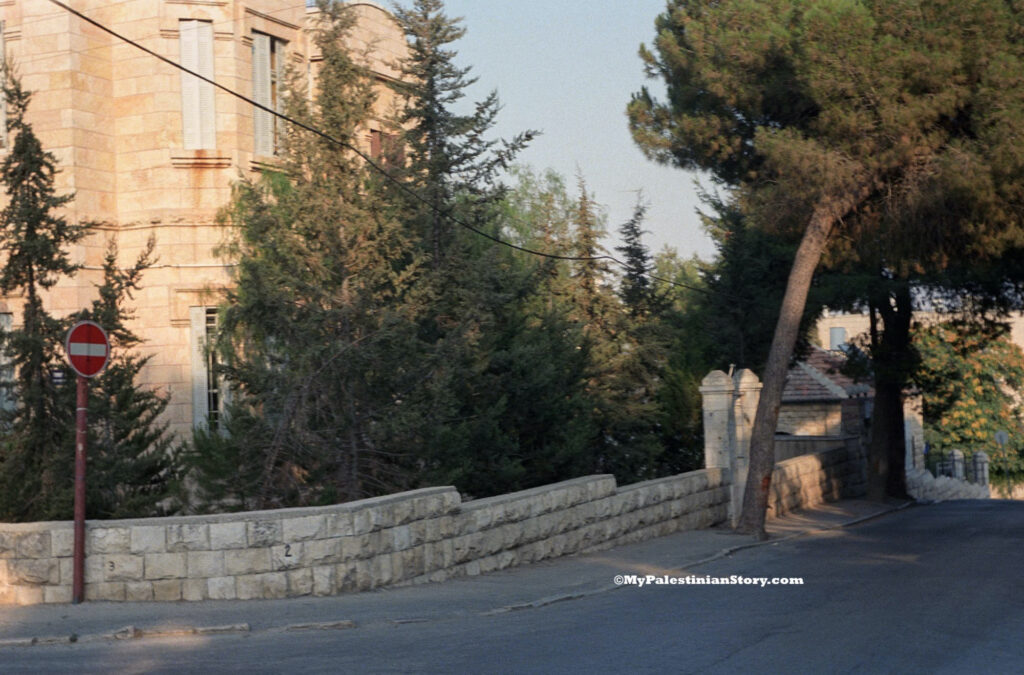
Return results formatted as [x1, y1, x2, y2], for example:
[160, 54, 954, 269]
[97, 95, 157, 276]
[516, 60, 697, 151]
[65, 321, 110, 378]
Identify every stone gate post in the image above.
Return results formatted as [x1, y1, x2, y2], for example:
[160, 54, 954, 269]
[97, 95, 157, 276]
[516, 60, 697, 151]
[700, 369, 763, 527]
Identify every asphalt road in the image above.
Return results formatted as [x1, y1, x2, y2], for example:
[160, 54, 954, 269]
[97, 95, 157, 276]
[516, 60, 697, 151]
[3, 499, 1022, 674]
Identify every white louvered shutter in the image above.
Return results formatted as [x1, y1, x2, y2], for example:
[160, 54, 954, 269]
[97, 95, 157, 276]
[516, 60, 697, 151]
[195, 21, 216, 149]
[252, 33, 272, 156]
[1, 20, 7, 149]
[180, 20, 215, 149]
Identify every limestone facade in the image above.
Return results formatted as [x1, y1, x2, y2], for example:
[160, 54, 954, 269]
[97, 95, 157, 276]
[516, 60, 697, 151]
[0, 1, 406, 438]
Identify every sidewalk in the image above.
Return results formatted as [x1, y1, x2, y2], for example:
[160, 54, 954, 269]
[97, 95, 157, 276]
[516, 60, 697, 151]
[0, 499, 908, 647]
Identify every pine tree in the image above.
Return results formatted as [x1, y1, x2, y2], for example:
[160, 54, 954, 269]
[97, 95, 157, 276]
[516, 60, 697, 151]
[630, 0, 1024, 534]
[0, 70, 174, 521]
[82, 238, 177, 518]
[391, 0, 533, 267]
[566, 180, 664, 483]
[186, 3, 425, 509]
[0, 67, 86, 521]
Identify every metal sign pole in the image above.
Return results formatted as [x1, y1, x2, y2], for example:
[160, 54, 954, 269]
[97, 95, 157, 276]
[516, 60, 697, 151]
[65, 320, 109, 605]
[73, 374, 88, 604]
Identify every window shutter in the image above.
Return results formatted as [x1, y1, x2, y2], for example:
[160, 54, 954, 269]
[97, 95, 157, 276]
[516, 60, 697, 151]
[0, 20, 6, 149]
[252, 32, 272, 156]
[180, 20, 215, 150]
[196, 21, 216, 149]
[180, 20, 200, 149]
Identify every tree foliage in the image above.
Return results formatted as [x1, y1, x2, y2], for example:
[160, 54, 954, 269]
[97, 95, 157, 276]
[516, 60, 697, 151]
[912, 320, 1024, 474]
[630, 0, 1024, 534]
[0, 67, 176, 521]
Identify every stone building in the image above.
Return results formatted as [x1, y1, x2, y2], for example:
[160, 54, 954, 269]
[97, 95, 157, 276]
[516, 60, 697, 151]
[778, 345, 871, 438]
[0, 1, 406, 437]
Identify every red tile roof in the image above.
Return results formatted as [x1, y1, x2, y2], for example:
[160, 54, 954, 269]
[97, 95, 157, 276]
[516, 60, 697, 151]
[782, 346, 872, 403]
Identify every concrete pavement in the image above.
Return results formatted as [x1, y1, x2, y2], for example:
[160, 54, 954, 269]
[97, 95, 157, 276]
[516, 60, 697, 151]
[0, 498, 907, 649]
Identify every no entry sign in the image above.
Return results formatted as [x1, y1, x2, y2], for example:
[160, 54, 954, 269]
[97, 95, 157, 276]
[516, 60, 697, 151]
[65, 321, 110, 378]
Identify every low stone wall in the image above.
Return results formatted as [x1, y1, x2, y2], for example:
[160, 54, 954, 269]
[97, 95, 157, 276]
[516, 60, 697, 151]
[907, 467, 989, 501]
[769, 443, 866, 517]
[0, 470, 730, 606]
[0, 445, 867, 606]
[773, 435, 856, 462]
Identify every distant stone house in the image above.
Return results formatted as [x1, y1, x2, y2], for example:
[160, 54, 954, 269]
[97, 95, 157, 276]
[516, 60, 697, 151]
[778, 346, 872, 438]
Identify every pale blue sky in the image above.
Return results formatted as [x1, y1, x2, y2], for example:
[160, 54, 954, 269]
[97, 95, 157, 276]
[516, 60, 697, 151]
[437, 0, 716, 260]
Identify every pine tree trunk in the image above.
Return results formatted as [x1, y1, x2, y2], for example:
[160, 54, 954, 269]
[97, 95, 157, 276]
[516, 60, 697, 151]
[736, 187, 871, 538]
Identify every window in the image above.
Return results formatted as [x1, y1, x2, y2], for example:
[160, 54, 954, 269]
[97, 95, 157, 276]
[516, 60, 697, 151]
[829, 326, 848, 351]
[190, 307, 223, 430]
[252, 32, 286, 156]
[0, 313, 11, 412]
[368, 129, 404, 168]
[179, 20, 216, 149]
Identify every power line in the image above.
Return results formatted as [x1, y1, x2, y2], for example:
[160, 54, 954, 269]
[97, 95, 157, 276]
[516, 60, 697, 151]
[43, 0, 720, 298]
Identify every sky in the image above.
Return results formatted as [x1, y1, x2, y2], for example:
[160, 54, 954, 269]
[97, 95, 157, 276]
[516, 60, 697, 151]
[437, 0, 716, 261]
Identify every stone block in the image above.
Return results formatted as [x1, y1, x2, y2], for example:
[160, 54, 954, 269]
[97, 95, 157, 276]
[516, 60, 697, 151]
[272, 543, 302, 571]
[282, 516, 326, 542]
[87, 582, 126, 602]
[326, 511, 354, 537]
[15, 585, 44, 606]
[130, 526, 166, 554]
[207, 576, 236, 600]
[336, 563, 357, 593]
[144, 553, 186, 580]
[43, 585, 73, 604]
[370, 505, 395, 531]
[247, 520, 282, 547]
[354, 559, 373, 591]
[17, 532, 52, 558]
[209, 521, 247, 550]
[472, 507, 494, 531]
[238, 572, 288, 600]
[89, 527, 131, 554]
[352, 509, 373, 535]
[371, 529, 393, 555]
[374, 554, 393, 586]
[104, 554, 144, 582]
[393, 499, 415, 525]
[59, 558, 74, 585]
[10, 559, 59, 585]
[303, 538, 343, 566]
[166, 524, 210, 552]
[224, 548, 272, 576]
[312, 565, 335, 596]
[187, 550, 225, 578]
[125, 581, 154, 602]
[391, 525, 412, 552]
[0, 532, 15, 558]
[182, 579, 206, 602]
[441, 491, 461, 515]
[51, 529, 73, 557]
[152, 580, 183, 602]
[452, 534, 479, 564]
[287, 568, 313, 596]
[402, 546, 425, 578]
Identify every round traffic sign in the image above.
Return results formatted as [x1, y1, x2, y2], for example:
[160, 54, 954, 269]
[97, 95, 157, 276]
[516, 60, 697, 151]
[65, 321, 110, 378]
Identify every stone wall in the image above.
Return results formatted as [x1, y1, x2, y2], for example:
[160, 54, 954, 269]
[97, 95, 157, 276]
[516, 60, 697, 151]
[906, 468, 990, 501]
[777, 402, 842, 437]
[0, 471, 733, 606]
[0, 446, 865, 607]
[769, 444, 866, 517]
